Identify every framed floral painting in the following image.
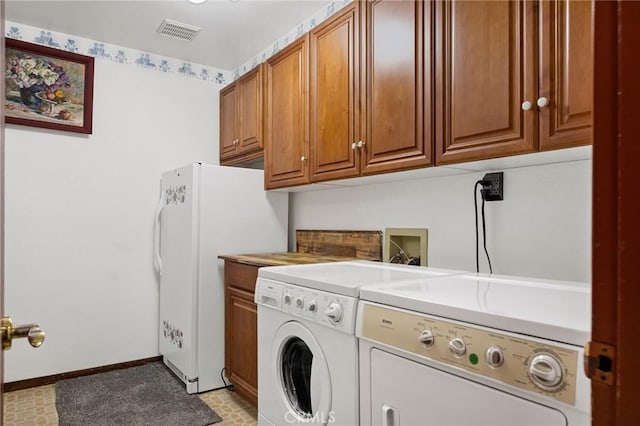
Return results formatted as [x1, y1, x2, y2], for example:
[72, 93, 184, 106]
[5, 39, 94, 134]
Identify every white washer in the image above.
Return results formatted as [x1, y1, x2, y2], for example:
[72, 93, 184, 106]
[254, 261, 465, 426]
[357, 273, 591, 425]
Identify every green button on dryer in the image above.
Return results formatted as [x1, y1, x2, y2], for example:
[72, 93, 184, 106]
[469, 353, 479, 365]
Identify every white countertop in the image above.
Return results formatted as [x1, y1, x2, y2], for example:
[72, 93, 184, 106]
[257, 260, 466, 297]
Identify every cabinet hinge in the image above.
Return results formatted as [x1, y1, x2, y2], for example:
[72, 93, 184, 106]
[584, 341, 615, 385]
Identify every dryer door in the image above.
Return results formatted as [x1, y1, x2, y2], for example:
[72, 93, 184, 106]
[272, 321, 332, 424]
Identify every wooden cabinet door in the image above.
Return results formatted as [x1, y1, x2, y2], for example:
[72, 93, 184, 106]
[225, 287, 258, 405]
[361, 0, 433, 175]
[309, 2, 360, 182]
[224, 261, 259, 406]
[219, 83, 238, 162]
[435, 0, 537, 164]
[265, 35, 310, 189]
[538, 0, 592, 150]
[237, 65, 264, 155]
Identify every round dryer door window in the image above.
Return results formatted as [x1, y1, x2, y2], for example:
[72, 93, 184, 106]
[273, 321, 332, 424]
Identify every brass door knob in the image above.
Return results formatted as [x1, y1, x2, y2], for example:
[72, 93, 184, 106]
[1, 316, 45, 350]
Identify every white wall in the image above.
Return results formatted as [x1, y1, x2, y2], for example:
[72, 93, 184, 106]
[5, 59, 221, 381]
[290, 159, 591, 283]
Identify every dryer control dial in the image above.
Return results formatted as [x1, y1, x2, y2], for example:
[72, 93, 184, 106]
[486, 346, 505, 368]
[283, 295, 291, 305]
[324, 302, 344, 324]
[295, 297, 304, 309]
[448, 338, 467, 357]
[529, 353, 564, 390]
[418, 329, 435, 346]
[308, 301, 317, 313]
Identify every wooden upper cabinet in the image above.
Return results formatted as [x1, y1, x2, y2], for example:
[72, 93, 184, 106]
[436, 0, 537, 164]
[435, 0, 591, 164]
[362, 0, 433, 174]
[310, 0, 434, 182]
[309, 2, 360, 182]
[265, 35, 310, 189]
[219, 84, 238, 162]
[261, 0, 591, 186]
[539, 0, 593, 150]
[219, 65, 264, 166]
[237, 67, 264, 154]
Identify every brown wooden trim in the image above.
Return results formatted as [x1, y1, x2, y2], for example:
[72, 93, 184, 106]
[1, 0, 6, 417]
[591, 1, 617, 424]
[4, 356, 162, 392]
[613, 2, 640, 424]
[592, 1, 640, 424]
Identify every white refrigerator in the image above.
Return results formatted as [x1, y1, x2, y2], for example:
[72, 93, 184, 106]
[153, 162, 288, 393]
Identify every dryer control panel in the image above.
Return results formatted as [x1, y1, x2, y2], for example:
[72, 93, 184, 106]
[358, 302, 581, 406]
[255, 278, 357, 334]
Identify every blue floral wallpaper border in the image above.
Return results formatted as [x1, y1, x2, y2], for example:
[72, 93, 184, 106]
[5, 21, 231, 86]
[233, 0, 352, 81]
[7, 1, 350, 87]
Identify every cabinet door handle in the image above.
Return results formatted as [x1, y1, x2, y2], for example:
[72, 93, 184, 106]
[357, 140, 366, 148]
[521, 100, 533, 111]
[301, 156, 307, 162]
[351, 142, 357, 150]
[537, 97, 550, 108]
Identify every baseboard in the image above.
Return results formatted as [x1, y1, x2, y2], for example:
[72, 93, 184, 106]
[3, 355, 162, 392]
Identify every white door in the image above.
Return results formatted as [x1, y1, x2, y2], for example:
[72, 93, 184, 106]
[369, 348, 567, 426]
[158, 164, 198, 381]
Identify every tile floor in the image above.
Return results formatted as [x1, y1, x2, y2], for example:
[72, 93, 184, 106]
[3, 384, 257, 426]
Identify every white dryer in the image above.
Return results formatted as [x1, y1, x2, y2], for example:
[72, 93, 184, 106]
[357, 273, 591, 425]
[254, 261, 465, 426]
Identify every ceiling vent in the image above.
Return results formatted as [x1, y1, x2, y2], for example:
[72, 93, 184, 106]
[157, 19, 201, 41]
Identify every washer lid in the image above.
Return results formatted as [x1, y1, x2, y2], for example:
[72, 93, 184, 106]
[359, 273, 591, 346]
[257, 260, 466, 297]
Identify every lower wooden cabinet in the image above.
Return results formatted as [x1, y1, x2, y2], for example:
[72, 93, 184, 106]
[223, 261, 259, 406]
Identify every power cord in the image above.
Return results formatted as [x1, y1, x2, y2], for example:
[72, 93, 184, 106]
[474, 180, 482, 273]
[474, 179, 494, 274]
[481, 190, 493, 274]
[220, 368, 235, 392]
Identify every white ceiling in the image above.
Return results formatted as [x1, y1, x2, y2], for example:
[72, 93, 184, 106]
[5, 0, 329, 71]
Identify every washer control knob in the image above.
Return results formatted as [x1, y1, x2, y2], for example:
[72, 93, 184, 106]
[418, 330, 435, 346]
[486, 346, 504, 368]
[295, 297, 304, 309]
[324, 302, 344, 323]
[283, 295, 291, 305]
[448, 338, 467, 357]
[529, 353, 564, 390]
[308, 301, 317, 313]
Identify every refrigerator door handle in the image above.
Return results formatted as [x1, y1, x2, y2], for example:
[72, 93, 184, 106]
[154, 195, 164, 276]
